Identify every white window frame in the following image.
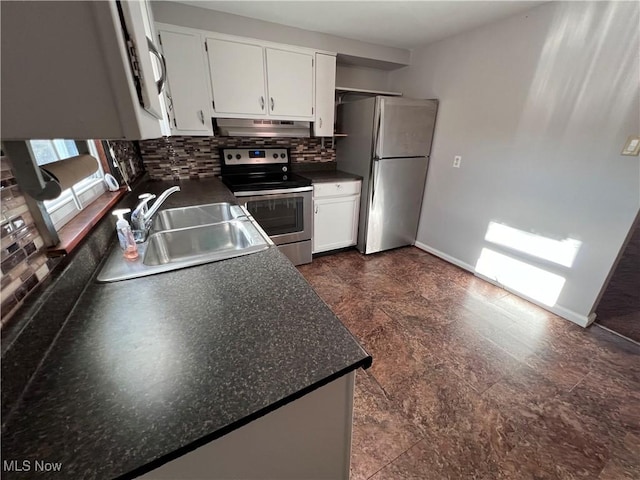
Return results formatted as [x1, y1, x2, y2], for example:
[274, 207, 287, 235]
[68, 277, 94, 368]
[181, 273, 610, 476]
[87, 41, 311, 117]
[27, 140, 107, 230]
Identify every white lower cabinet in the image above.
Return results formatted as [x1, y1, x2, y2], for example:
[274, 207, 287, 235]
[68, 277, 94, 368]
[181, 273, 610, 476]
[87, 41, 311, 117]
[313, 180, 361, 254]
[141, 372, 355, 480]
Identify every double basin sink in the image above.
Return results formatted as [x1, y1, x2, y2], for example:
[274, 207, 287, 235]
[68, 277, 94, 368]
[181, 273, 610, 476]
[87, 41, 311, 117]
[97, 203, 271, 282]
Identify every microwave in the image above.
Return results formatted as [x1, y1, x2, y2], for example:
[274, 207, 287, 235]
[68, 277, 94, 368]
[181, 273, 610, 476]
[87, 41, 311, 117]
[117, 0, 165, 120]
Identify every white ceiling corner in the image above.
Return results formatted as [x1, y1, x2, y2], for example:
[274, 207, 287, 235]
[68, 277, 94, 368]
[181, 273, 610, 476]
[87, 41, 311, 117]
[175, 1, 546, 49]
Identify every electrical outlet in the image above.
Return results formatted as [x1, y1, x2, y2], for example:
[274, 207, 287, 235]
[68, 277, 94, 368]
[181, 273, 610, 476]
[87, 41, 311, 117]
[453, 156, 462, 168]
[622, 136, 640, 156]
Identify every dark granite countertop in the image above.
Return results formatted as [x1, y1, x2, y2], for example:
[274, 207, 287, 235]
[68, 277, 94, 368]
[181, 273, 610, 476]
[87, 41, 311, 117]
[1, 177, 370, 479]
[299, 170, 362, 183]
[138, 177, 237, 208]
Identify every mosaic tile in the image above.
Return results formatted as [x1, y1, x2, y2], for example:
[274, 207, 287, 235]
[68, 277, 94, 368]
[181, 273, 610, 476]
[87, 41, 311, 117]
[0, 156, 51, 326]
[139, 136, 335, 180]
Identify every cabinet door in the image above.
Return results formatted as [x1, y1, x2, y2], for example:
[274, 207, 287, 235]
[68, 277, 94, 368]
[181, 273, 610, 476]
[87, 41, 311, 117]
[1, 0, 163, 140]
[207, 38, 266, 115]
[159, 29, 213, 135]
[266, 48, 314, 118]
[313, 195, 360, 254]
[314, 53, 336, 137]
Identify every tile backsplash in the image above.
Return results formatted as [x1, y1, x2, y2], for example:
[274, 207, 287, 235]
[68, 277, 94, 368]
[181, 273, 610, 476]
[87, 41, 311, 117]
[1, 156, 52, 327]
[105, 140, 145, 185]
[139, 136, 336, 181]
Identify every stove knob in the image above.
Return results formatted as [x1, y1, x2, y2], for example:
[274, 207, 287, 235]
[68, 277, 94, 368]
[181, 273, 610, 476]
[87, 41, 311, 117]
[226, 154, 232, 160]
[280, 153, 286, 158]
[282, 166, 288, 172]
[283, 175, 288, 180]
[235, 154, 241, 160]
[273, 153, 279, 159]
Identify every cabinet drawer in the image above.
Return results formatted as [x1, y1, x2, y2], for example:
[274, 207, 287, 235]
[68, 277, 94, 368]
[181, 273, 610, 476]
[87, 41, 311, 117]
[314, 181, 361, 198]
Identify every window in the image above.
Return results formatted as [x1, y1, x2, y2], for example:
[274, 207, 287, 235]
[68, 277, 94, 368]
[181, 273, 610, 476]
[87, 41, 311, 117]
[28, 140, 107, 229]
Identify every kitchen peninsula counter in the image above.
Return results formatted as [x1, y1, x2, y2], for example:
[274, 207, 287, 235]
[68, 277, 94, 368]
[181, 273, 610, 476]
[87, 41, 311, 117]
[1, 177, 371, 479]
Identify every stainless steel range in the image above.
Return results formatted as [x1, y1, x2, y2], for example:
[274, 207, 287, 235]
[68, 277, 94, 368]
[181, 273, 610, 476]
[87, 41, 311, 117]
[220, 148, 312, 265]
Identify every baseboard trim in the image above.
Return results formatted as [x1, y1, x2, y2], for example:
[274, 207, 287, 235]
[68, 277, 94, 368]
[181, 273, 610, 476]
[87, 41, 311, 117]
[413, 241, 595, 328]
[413, 241, 475, 272]
[552, 306, 596, 327]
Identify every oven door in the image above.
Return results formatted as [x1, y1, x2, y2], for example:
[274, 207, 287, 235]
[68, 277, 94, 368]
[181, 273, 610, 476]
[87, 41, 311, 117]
[234, 187, 312, 245]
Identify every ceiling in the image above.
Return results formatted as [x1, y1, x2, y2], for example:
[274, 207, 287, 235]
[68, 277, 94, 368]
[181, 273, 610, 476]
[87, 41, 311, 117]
[177, 1, 545, 49]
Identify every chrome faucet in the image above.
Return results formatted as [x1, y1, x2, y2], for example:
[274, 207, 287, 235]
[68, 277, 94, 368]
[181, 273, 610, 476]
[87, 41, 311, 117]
[136, 193, 155, 216]
[131, 186, 180, 241]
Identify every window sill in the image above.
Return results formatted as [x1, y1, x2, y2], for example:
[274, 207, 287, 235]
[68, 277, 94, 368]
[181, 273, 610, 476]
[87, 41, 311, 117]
[47, 189, 127, 256]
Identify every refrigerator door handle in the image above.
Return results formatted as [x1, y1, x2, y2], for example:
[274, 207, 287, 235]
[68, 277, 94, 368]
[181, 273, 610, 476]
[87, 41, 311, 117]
[371, 159, 380, 204]
[372, 98, 383, 159]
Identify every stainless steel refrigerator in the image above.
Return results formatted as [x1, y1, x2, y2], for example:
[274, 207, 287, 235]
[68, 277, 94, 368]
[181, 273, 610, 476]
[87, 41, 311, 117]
[336, 96, 438, 254]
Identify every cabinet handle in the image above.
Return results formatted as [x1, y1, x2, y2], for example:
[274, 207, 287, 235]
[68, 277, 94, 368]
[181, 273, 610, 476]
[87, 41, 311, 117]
[260, 96, 265, 110]
[314, 205, 318, 214]
[270, 97, 275, 111]
[147, 38, 166, 94]
[199, 110, 205, 125]
[319, 117, 323, 128]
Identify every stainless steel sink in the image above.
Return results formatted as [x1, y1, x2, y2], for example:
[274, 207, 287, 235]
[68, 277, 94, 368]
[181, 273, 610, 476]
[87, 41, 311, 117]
[97, 207, 271, 282]
[144, 221, 262, 266]
[151, 203, 245, 232]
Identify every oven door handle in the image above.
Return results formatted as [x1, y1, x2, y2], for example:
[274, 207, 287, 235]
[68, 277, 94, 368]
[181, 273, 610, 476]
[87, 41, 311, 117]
[234, 186, 313, 197]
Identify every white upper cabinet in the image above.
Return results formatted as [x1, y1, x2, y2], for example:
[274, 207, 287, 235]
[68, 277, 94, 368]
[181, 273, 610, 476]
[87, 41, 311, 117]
[265, 49, 314, 118]
[206, 38, 267, 116]
[158, 26, 213, 135]
[1, 0, 164, 140]
[205, 36, 315, 120]
[314, 53, 337, 137]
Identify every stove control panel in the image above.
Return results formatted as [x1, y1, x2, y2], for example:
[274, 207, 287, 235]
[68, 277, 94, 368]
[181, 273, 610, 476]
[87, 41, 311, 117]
[222, 148, 289, 166]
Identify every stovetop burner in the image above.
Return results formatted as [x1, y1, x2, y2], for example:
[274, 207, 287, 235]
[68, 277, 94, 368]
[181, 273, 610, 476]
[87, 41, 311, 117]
[219, 147, 311, 192]
[221, 172, 311, 192]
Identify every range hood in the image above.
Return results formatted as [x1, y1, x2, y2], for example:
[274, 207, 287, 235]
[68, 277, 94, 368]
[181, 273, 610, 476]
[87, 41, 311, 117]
[216, 118, 311, 138]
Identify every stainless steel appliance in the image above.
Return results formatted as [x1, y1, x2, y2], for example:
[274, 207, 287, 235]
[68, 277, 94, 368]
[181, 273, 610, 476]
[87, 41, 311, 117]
[216, 119, 311, 137]
[336, 96, 438, 254]
[220, 148, 313, 265]
[117, 0, 166, 119]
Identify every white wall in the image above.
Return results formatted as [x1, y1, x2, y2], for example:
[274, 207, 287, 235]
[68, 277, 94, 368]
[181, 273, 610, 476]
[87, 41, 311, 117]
[389, 1, 639, 325]
[151, 1, 410, 68]
[336, 64, 391, 91]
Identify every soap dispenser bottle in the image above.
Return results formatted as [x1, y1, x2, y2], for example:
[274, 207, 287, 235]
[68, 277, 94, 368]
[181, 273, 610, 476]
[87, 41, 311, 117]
[112, 209, 139, 260]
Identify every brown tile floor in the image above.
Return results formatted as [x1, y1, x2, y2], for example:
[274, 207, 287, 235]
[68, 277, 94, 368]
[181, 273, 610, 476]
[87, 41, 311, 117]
[297, 247, 640, 480]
